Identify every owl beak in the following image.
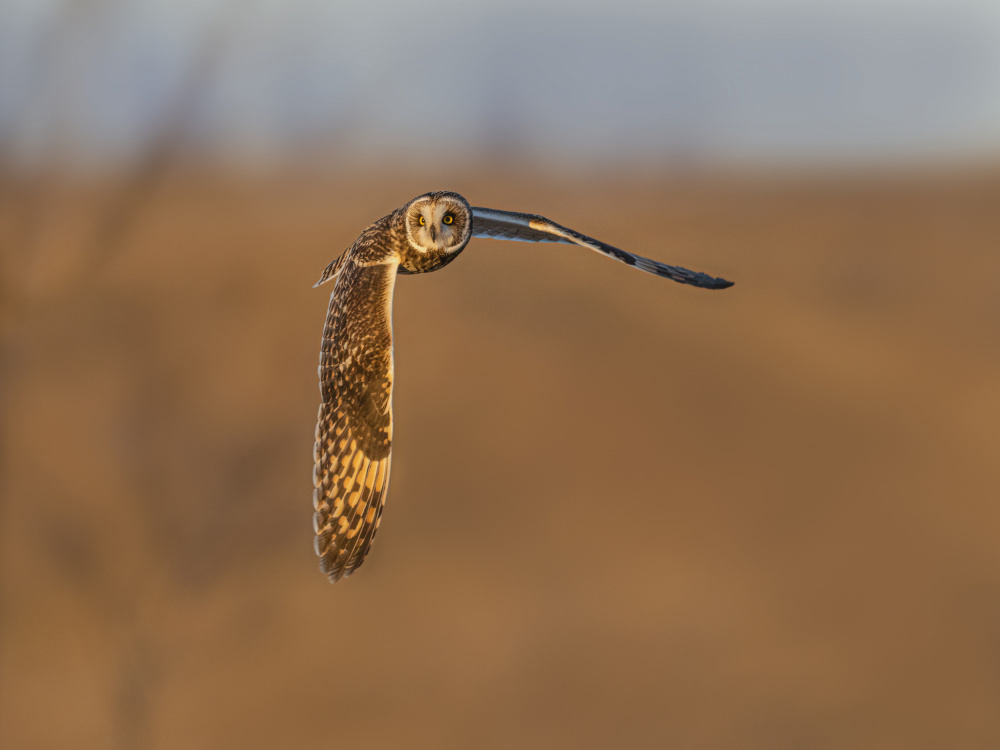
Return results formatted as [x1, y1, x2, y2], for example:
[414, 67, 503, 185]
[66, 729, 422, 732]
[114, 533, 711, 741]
[429, 225, 437, 241]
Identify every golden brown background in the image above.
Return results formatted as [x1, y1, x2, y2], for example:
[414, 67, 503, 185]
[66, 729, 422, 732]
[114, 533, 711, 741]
[3, 165, 999, 749]
[4, 0, 1000, 747]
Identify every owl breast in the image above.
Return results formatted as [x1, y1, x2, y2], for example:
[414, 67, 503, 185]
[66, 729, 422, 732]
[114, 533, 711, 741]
[397, 246, 466, 275]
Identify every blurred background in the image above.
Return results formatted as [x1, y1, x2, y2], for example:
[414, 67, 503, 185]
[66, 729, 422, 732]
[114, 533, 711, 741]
[2, 1, 1000, 748]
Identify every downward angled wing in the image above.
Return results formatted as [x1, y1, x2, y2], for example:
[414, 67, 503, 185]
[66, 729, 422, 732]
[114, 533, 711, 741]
[313, 257, 397, 582]
[471, 207, 733, 289]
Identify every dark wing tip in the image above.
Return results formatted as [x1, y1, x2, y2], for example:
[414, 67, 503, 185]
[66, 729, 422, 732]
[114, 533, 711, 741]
[647, 260, 735, 290]
[317, 539, 358, 583]
[701, 276, 735, 290]
[320, 559, 349, 584]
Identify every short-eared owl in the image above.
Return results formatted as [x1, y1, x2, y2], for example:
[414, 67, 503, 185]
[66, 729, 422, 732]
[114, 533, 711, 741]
[313, 191, 733, 582]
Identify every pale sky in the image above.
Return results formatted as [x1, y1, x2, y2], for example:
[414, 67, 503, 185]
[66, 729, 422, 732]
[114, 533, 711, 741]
[3, 0, 999, 168]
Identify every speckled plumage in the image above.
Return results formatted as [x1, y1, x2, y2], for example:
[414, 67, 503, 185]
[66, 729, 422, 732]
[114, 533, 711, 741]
[313, 191, 732, 582]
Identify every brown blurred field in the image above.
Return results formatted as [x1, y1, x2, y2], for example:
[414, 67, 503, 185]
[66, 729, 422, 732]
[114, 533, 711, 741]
[2, 167, 1000, 749]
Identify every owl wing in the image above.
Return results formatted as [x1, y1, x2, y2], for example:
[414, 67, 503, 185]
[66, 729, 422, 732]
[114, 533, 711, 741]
[470, 207, 733, 289]
[313, 256, 397, 582]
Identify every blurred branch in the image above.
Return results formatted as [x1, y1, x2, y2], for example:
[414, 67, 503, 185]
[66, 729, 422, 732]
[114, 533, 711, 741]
[0, 0, 245, 335]
[0, 2, 249, 749]
[0, 0, 80, 339]
[81, 1, 244, 279]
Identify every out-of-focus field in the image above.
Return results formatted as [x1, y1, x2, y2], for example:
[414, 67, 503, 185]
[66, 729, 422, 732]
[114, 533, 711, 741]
[2, 168, 1000, 749]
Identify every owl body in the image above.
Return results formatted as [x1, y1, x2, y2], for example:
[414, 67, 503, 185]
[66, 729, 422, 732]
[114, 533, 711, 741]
[313, 192, 473, 580]
[312, 191, 732, 582]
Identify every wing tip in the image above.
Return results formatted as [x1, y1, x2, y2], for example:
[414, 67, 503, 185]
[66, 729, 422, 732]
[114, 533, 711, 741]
[320, 554, 350, 583]
[672, 269, 735, 290]
[323, 557, 367, 584]
[707, 277, 735, 290]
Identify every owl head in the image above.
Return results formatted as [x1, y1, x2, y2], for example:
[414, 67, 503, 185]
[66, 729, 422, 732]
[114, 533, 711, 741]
[400, 192, 472, 272]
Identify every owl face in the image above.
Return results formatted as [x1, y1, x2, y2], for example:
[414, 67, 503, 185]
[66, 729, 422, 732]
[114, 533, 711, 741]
[404, 192, 472, 255]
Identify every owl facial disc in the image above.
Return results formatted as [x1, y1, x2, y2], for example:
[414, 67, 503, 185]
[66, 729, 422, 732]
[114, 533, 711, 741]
[405, 193, 472, 254]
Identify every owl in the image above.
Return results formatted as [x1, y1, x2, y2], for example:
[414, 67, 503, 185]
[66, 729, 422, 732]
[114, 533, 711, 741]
[312, 191, 733, 582]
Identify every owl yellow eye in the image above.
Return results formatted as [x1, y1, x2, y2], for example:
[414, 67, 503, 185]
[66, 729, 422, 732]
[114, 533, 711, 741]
[442, 214, 454, 225]
[418, 215, 425, 226]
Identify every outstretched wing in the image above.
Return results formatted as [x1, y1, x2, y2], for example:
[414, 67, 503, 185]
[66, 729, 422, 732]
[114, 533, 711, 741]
[471, 207, 733, 289]
[313, 257, 397, 582]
